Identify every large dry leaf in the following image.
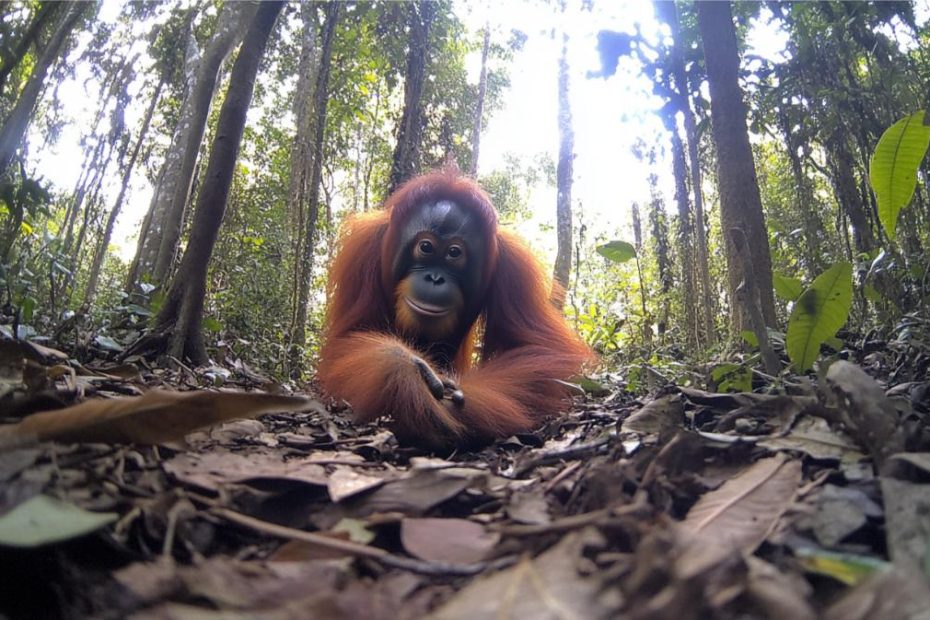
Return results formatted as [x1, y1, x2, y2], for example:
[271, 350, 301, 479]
[400, 518, 500, 564]
[0, 390, 312, 448]
[758, 416, 866, 464]
[428, 528, 621, 620]
[622, 394, 684, 433]
[681, 454, 801, 554]
[164, 450, 329, 490]
[824, 566, 930, 620]
[327, 467, 386, 502]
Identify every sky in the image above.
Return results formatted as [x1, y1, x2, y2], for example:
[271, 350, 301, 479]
[31, 0, 670, 262]
[25, 0, 852, 263]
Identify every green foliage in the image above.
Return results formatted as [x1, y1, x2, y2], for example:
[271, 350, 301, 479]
[868, 111, 930, 241]
[711, 363, 753, 393]
[786, 262, 853, 372]
[596, 240, 637, 264]
[773, 273, 803, 302]
[0, 495, 117, 548]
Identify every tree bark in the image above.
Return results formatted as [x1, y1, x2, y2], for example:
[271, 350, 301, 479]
[669, 128, 698, 347]
[0, 2, 87, 177]
[128, 2, 258, 290]
[0, 2, 61, 95]
[469, 24, 490, 177]
[84, 77, 164, 306]
[552, 30, 574, 306]
[153, 1, 283, 365]
[287, 2, 321, 332]
[291, 2, 340, 349]
[656, 0, 716, 345]
[696, 0, 777, 332]
[388, 1, 435, 193]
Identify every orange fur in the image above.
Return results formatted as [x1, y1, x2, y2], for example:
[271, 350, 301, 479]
[317, 171, 595, 449]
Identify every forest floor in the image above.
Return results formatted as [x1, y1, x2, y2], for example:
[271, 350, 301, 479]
[1, 337, 930, 619]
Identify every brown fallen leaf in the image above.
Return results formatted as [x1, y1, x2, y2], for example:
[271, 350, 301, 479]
[622, 394, 684, 434]
[677, 454, 802, 577]
[428, 528, 621, 620]
[0, 390, 313, 448]
[401, 518, 500, 564]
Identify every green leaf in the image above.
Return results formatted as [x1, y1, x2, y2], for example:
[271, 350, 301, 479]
[824, 336, 844, 352]
[711, 363, 752, 393]
[203, 317, 223, 333]
[773, 273, 804, 302]
[20, 296, 36, 323]
[740, 330, 758, 348]
[596, 240, 636, 263]
[795, 547, 890, 586]
[869, 111, 930, 241]
[0, 495, 117, 548]
[786, 262, 853, 372]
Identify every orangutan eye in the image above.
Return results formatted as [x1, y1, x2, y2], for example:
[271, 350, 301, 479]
[418, 240, 434, 254]
[447, 245, 462, 259]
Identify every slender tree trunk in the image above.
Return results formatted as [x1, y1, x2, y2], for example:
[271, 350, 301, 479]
[287, 2, 321, 332]
[129, 2, 257, 290]
[84, 78, 164, 306]
[669, 128, 699, 348]
[388, 1, 436, 193]
[363, 85, 383, 211]
[778, 111, 823, 275]
[552, 29, 574, 306]
[696, 0, 777, 332]
[291, 2, 340, 349]
[0, 2, 87, 177]
[657, 0, 716, 345]
[153, 1, 284, 364]
[0, 2, 61, 95]
[469, 24, 490, 177]
[151, 1, 258, 285]
[826, 132, 876, 255]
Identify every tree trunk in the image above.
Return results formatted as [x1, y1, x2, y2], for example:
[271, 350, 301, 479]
[129, 2, 258, 290]
[826, 131, 876, 255]
[696, 0, 777, 332]
[669, 128, 699, 348]
[0, 2, 61, 95]
[552, 30, 574, 306]
[291, 2, 340, 350]
[469, 24, 490, 177]
[153, 1, 283, 365]
[0, 2, 87, 177]
[287, 2, 321, 333]
[84, 77, 164, 306]
[657, 0, 716, 345]
[388, 1, 435, 193]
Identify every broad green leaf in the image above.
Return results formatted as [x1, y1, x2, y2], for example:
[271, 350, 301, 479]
[711, 363, 752, 393]
[824, 336, 844, 352]
[786, 262, 853, 372]
[740, 330, 758, 348]
[596, 240, 636, 263]
[773, 273, 804, 302]
[0, 495, 117, 547]
[869, 111, 930, 241]
[203, 317, 223, 333]
[863, 283, 883, 303]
